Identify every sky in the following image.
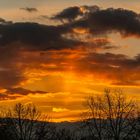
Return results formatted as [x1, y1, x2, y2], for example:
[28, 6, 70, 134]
[0, 0, 140, 122]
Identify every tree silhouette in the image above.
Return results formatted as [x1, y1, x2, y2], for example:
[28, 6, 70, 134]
[0, 103, 53, 140]
[83, 89, 137, 140]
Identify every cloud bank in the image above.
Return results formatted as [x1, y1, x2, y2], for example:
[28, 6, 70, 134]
[0, 5, 139, 100]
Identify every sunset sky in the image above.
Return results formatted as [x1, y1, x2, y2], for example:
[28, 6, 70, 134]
[0, 0, 140, 122]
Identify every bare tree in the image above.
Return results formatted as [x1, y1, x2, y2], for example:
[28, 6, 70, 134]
[83, 89, 137, 140]
[82, 96, 106, 140]
[4, 103, 52, 140]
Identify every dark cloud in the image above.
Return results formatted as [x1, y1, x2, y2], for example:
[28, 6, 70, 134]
[0, 18, 12, 25]
[0, 5, 139, 90]
[1, 6, 140, 51]
[51, 5, 100, 23]
[52, 6, 140, 37]
[0, 70, 26, 88]
[80, 52, 140, 68]
[70, 7, 140, 37]
[0, 93, 9, 100]
[51, 6, 83, 22]
[75, 52, 140, 85]
[0, 87, 48, 101]
[15, 49, 140, 86]
[0, 22, 113, 51]
[0, 46, 26, 88]
[6, 87, 47, 95]
[0, 21, 110, 89]
[0, 93, 20, 101]
[3, 6, 134, 52]
[20, 7, 38, 13]
[0, 22, 84, 51]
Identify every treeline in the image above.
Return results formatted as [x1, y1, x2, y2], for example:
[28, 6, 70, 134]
[0, 89, 140, 140]
[0, 103, 76, 140]
[81, 89, 140, 140]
